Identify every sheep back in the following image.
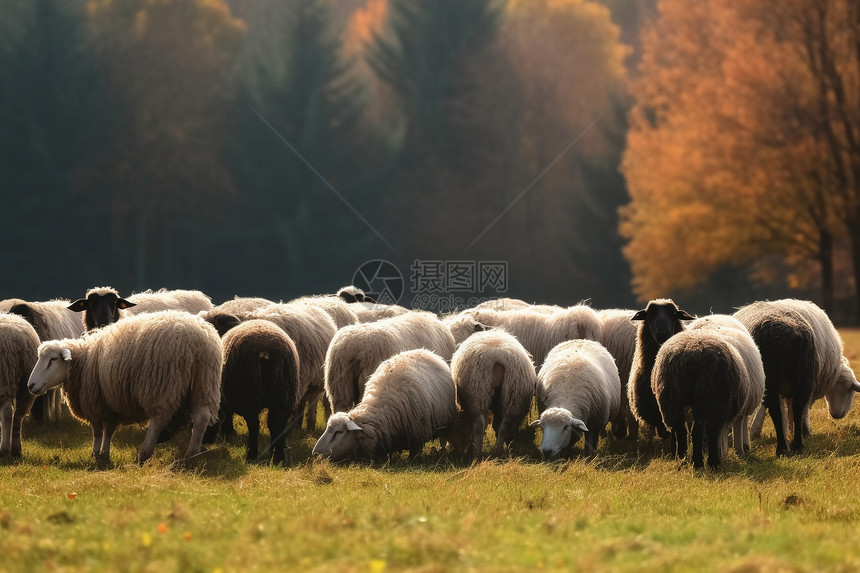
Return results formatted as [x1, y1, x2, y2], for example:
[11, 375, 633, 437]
[221, 319, 301, 417]
[126, 289, 213, 315]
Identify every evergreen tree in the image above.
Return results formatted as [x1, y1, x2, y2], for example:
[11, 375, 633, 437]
[0, 0, 114, 299]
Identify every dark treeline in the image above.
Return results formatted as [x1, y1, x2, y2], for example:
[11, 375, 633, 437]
[4, 0, 786, 316]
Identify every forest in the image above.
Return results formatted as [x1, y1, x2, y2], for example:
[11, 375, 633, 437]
[2, 0, 858, 320]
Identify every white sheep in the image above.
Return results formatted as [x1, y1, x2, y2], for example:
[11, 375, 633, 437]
[348, 301, 409, 323]
[0, 298, 85, 422]
[449, 329, 536, 459]
[531, 339, 621, 459]
[597, 308, 638, 440]
[324, 310, 456, 413]
[455, 305, 602, 368]
[26, 311, 222, 465]
[0, 314, 40, 458]
[288, 295, 360, 329]
[312, 349, 457, 461]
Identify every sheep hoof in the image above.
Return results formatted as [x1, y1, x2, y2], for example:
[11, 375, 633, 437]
[92, 453, 112, 470]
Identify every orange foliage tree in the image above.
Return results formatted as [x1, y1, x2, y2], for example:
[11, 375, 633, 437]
[622, 0, 860, 314]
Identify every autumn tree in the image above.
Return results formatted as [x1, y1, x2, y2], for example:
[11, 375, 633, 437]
[622, 0, 860, 316]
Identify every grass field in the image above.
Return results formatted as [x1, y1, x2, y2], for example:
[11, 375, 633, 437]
[3, 331, 860, 572]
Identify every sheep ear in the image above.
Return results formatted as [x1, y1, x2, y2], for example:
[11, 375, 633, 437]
[852, 379, 860, 392]
[631, 310, 647, 321]
[67, 299, 89, 312]
[571, 419, 588, 433]
[474, 322, 489, 332]
[116, 299, 136, 310]
[529, 419, 541, 427]
[676, 309, 696, 320]
[61, 348, 72, 362]
[345, 420, 362, 432]
[363, 295, 377, 304]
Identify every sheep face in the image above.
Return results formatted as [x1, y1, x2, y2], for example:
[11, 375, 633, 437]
[632, 299, 694, 344]
[313, 412, 362, 461]
[824, 357, 860, 419]
[68, 290, 135, 331]
[530, 407, 588, 460]
[28, 342, 72, 396]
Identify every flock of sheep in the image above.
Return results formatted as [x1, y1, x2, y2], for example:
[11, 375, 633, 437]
[1, 286, 859, 471]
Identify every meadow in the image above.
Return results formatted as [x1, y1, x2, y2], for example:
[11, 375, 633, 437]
[2, 333, 860, 572]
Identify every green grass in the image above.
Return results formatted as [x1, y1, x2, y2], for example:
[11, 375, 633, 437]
[3, 331, 860, 572]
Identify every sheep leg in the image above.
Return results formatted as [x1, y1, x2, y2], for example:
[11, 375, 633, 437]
[267, 409, 287, 465]
[764, 392, 789, 457]
[184, 406, 212, 462]
[790, 398, 805, 454]
[245, 415, 260, 463]
[0, 400, 13, 455]
[90, 422, 104, 461]
[802, 405, 811, 437]
[749, 403, 767, 440]
[690, 420, 705, 469]
[626, 412, 639, 442]
[492, 417, 518, 459]
[98, 421, 119, 467]
[138, 415, 170, 465]
[471, 414, 486, 461]
[584, 431, 599, 457]
[10, 384, 35, 458]
[673, 424, 687, 460]
[732, 417, 746, 456]
[706, 422, 722, 469]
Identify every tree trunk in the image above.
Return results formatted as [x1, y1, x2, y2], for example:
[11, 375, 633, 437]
[819, 227, 834, 316]
[848, 220, 860, 323]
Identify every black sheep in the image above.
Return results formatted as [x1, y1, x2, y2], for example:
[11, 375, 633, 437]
[628, 299, 695, 440]
[652, 330, 744, 469]
[734, 302, 815, 456]
[221, 319, 301, 464]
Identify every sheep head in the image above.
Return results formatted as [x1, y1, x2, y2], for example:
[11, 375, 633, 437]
[825, 356, 860, 419]
[313, 412, 362, 461]
[529, 407, 588, 461]
[28, 341, 73, 396]
[68, 287, 135, 331]
[632, 299, 695, 344]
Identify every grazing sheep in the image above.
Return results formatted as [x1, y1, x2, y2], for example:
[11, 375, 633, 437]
[26, 311, 222, 465]
[68, 286, 135, 331]
[530, 339, 621, 459]
[312, 349, 457, 461]
[449, 329, 536, 459]
[683, 314, 766, 458]
[652, 326, 750, 469]
[255, 304, 337, 431]
[215, 296, 277, 316]
[597, 308, 639, 441]
[474, 298, 531, 311]
[324, 311, 456, 413]
[734, 302, 815, 455]
[220, 319, 300, 464]
[0, 298, 85, 423]
[735, 299, 860, 455]
[458, 305, 602, 368]
[124, 289, 213, 315]
[348, 302, 409, 323]
[0, 314, 39, 458]
[288, 295, 360, 329]
[628, 299, 695, 440]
